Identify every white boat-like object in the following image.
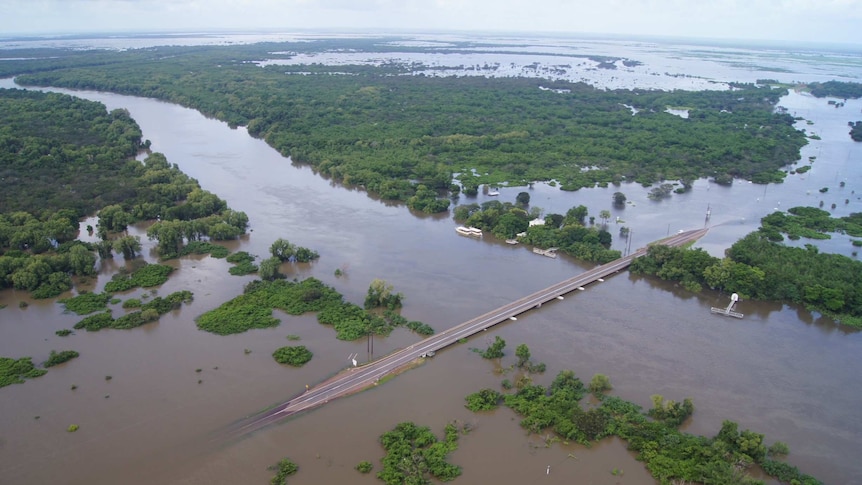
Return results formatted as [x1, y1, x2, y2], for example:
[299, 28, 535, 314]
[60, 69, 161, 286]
[456, 226, 483, 237]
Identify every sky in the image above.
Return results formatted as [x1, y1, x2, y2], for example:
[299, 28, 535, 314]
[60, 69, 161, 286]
[2, 0, 861, 46]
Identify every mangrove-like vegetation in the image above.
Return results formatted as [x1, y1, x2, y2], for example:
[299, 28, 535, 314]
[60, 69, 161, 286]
[74, 290, 193, 331]
[465, 360, 822, 485]
[195, 277, 434, 339]
[0, 88, 249, 300]
[377, 421, 462, 485]
[1, 40, 809, 210]
[806, 80, 862, 99]
[631, 207, 862, 326]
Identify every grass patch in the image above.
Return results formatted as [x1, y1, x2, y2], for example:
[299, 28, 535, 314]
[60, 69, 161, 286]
[179, 241, 229, 258]
[74, 290, 193, 331]
[104, 264, 174, 292]
[122, 298, 142, 309]
[1, 356, 48, 388]
[44, 350, 79, 367]
[60, 292, 112, 315]
[268, 457, 298, 485]
[196, 278, 436, 340]
[227, 251, 258, 275]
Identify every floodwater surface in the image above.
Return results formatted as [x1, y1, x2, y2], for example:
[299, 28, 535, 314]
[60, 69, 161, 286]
[1, 36, 861, 485]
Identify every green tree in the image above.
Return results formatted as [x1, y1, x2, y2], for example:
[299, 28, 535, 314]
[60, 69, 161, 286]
[68, 245, 96, 276]
[516, 191, 530, 206]
[612, 191, 627, 207]
[97, 204, 133, 233]
[112, 235, 141, 259]
[364, 278, 403, 310]
[515, 343, 531, 368]
[565, 205, 588, 226]
[599, 209, 612, 226]
[147, 220, 184, 258]
[270, 238, 296, 261]
[481, 336, 506, 359]
[258, 257, 283, 281]
[588, 373, 612, 394]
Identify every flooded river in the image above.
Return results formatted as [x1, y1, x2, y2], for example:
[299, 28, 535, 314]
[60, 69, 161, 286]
[1, 36, 862, 485]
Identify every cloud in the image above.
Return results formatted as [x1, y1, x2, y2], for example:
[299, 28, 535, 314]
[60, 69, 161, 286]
[0, 0, 859, 44]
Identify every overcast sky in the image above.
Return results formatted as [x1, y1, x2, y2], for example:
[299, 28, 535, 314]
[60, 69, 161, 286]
[2, 0, 860, 45]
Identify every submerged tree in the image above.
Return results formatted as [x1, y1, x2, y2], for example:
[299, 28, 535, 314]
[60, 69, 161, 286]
[364, 279, 403, 310]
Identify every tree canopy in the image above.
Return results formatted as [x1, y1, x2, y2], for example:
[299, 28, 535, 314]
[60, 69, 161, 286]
[2, 40, 808, 210]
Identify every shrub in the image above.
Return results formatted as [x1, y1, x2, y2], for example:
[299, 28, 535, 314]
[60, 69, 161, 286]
[60, 292, 111, 315]
[44, 350, 80, 367]
[1, 356, 47, 388]
[67, 424, 79, 432]
[179, 241, 229, 258]
[104, 264, 173, 292]
[356, 461, 373, 473]
[55, 329, 73, 337]
[269, 458, 298, 485]
[272, 346, 313, 367]
[465, 389, 503, 411]
[589, 373, 612, 394]
[768, 441, 790, 456]
[122, 298, 142, 309]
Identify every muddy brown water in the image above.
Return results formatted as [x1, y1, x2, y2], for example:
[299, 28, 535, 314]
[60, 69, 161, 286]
[0, 76, 861, 485]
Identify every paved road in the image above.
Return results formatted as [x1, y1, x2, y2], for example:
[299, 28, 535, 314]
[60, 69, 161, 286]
[224, 228, 708, 438]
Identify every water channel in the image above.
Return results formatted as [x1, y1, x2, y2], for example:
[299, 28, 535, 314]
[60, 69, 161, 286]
[1, 40, 862, 484]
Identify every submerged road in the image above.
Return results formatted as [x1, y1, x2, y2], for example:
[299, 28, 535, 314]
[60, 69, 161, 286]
[225, 227, 709, 438]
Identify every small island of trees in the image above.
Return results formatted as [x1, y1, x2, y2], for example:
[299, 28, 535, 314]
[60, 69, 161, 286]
[464, 343, 822, 485]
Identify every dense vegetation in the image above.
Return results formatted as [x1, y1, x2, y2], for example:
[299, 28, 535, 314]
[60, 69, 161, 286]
[272, 345, 313, 367]
[2, 41, 808, 209]
[377, 422, 461, 485]
[74, 290, 193, 331]
[226, 251, 258, 275]
[103, 263, 174, 292]
[0, 356, 47, 388]
[0, 89, 249, 300]
[43, 350, 79, 367]
[465, 356, 821, 484]
[177, 241, 229, 258]
[60, 291, 112, 315]
[631, 207, 862, 326]
[195, 277, 433, 339]
[364, 278, 403, 310]
[269, 238, 320, 264]
[0, 89, 144, 215]
[806, 81, 862, 99]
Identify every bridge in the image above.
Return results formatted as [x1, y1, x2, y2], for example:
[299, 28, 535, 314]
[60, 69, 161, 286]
[225, 227, 709, 437]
